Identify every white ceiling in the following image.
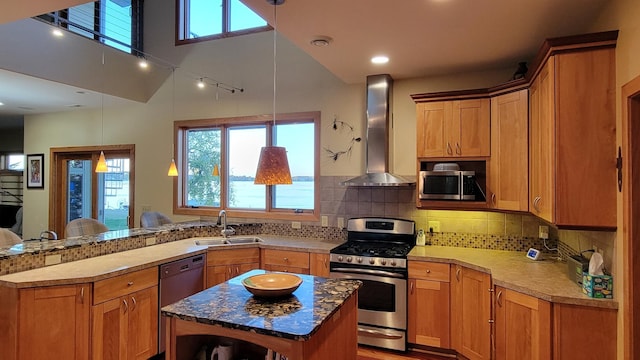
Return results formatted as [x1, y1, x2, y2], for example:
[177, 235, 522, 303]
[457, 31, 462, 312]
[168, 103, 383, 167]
[0, 0, 610, 128]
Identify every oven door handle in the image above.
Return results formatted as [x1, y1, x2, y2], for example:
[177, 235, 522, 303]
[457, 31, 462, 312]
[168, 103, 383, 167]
[331, 267, 405, 279]
[358, 327, 404, 340]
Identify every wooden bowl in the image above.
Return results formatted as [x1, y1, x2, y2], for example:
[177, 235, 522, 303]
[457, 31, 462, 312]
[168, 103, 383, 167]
[242, 273, 302, 298]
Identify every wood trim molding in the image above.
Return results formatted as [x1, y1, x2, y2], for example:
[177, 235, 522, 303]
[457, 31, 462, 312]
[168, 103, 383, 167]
[621, 73, 640, 360]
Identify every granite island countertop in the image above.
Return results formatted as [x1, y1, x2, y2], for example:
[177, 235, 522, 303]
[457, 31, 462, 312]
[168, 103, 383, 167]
[161, 269, 362, 341]
[408, 245, 617, 309]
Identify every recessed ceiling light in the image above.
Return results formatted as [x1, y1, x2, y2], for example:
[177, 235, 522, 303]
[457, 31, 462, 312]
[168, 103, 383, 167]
[310, 36, 332, 47]
[52, 28, 64, 37]
[371, 56, 389, 64]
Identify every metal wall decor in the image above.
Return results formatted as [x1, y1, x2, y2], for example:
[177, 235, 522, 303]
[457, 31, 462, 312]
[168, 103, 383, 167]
[324, 116, 361, 161]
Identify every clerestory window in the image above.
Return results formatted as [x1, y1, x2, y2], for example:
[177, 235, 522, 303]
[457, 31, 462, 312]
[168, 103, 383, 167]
[176, 0, 269, 44]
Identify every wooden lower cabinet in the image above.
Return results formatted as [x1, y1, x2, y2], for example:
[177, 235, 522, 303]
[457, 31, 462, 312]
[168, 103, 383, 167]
[310, 253, 330, 277]
[0, 284, 92, 360]
[206, 248, 261, 287]
[494, 286, 551, 360]
[450, 265, 492, 360]
[553, 303, 617, 359]
[408, 261, 450, 348]
[262, 248, 310, 274]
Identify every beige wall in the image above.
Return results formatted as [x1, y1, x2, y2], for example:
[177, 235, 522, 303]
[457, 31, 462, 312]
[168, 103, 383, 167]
[589, 0, 640, 357]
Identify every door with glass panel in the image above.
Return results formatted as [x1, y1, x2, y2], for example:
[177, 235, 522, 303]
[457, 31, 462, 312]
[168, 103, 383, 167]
[51, 146, 134, 237]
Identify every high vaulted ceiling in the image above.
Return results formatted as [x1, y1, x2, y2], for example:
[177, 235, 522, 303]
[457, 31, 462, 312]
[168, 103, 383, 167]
[0, 0, 611, 126]
[242, 0, 609, 83]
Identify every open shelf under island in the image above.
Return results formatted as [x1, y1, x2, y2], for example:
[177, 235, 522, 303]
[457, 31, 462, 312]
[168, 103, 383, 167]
[161, 269, 361, 360]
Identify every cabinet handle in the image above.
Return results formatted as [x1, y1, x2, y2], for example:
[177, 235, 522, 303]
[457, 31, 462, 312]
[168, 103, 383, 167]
[488, 319, 495, 324]
[425, 269, 431, 274]
[533, 196, 541, 212]
[455, 268, 461, 281]
[131, 296, 137, 311]
[323, 257, 328, 268]
[447, 142, 453, 155]
[410, 281, 414, 295]
[491, 193, 496, 207]
[80, 287, 84, 304]
[283, 257, 289, 262]
[127, 281, 134, 286]
[455, 142, 461, 155]
[496, 290, 503, 307]
[122, 299, 128, 313]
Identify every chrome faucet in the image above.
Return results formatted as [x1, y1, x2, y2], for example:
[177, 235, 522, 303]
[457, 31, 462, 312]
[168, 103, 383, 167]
[40, 230, 58, 241]
[217, 210, 235, 238]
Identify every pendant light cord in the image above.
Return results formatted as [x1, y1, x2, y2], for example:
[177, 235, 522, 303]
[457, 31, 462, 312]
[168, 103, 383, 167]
[101, 50, 105, 146]
[272, 2, 277, 127]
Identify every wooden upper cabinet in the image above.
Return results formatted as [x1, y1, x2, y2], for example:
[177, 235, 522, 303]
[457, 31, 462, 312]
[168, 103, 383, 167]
[417, 99, 490, 158]
[529, 48, 617, 228]
[488, 89, 529, 211]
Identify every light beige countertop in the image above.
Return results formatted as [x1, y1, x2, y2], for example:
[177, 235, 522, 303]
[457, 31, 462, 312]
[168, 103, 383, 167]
[0, 235, 343, 288]
[408, 245, 617, 309]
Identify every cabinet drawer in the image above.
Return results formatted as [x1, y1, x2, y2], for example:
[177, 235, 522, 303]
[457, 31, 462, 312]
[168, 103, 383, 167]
[93, 267, 158, 305]
[262, 249, 309, 269]
[207, 248, 260, 266]
[409, 261, 450, 282]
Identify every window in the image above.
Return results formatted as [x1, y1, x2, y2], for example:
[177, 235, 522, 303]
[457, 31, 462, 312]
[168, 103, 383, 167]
[174, 112, 319, 221]
[177, 0, 268, 43]
[37, 0, 142, 54]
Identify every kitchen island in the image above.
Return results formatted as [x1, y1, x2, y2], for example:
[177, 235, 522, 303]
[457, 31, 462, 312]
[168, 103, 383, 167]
[161, 270, 361, 360]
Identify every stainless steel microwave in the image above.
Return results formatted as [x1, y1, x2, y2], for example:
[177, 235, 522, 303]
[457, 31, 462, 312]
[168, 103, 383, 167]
[419, 169, 477, 200]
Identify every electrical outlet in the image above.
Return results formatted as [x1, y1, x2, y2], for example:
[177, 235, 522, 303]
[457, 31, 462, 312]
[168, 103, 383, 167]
[428, 221, 440, 233]
[538, 225, 549, 239]
[292, 221, 302, 229]
[145, 237, 157, 246]
[45, 254, 62, 266]
[321, 216, 328, 227]
[337, 217, 345, 229]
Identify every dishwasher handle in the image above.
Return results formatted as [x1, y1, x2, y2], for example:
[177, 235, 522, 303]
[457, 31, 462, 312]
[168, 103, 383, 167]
[160, 255, 205, 279]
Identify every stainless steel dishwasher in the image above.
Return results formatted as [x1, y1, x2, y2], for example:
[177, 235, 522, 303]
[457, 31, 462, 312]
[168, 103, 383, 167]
[159, 254, 205, 353]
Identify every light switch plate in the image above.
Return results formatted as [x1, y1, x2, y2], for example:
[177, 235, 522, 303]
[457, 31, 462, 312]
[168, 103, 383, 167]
[337, 217, 345, 229]
[146, 237, 157, 246]
[321, 216, 328, 227]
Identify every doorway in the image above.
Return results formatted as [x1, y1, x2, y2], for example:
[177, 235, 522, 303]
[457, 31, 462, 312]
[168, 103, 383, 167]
[622, 74, 640, 359]
[50, 145, 135, 237]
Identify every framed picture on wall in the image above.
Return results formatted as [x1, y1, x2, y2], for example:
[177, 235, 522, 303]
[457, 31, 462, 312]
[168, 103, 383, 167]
[26, 153, 44, 189]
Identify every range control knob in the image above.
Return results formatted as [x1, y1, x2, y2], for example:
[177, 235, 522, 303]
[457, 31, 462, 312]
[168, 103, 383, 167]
[337, 256, 343, 262]
[390, 260, 397, 266]
[369, 258, 375, 265]
[346, 256, 353, 263]
[356, 257, 363, 263]
[380, 259, 387, 266]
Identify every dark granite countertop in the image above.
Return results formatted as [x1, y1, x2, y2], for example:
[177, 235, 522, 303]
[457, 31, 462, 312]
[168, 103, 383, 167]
[161, 269, 362, 341]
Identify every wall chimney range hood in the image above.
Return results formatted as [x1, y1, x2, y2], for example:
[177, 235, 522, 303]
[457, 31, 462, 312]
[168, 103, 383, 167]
[340, 74, 415, 187]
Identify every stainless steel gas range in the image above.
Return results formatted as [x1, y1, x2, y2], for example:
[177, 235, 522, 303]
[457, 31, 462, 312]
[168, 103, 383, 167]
[329, 217, 416, 352]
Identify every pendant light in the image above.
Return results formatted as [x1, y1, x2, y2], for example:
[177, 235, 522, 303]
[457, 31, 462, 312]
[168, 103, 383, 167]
[96, 50, 108, 173]
[168, 68, 179, 176]
[254, 0, 292, 185]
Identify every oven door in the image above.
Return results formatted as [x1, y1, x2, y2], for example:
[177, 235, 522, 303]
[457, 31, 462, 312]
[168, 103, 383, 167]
[329, 267, 406, 330]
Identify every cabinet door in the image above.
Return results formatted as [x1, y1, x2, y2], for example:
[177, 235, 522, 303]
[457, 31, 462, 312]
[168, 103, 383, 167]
[417, 102, 448, 157]
[206, 265, 231, 288]
[310, 253, 330, 277]
[489, 90, 529, 211]
[553, 303, 617, 359]
[92, 297, 128, 360]
[452, 99, 490, 157]
[408, 278, 450, 348]
[236, 262, 261, 277]
[529, 59, 555, 223]
[494, 287, 551, 360]
[127, 286, 158, 360]
[450, 265, 491, 360]
[18, 284, 91, 360]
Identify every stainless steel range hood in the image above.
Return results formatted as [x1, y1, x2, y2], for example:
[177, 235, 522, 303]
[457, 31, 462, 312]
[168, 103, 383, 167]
[340, 74, 415, 187]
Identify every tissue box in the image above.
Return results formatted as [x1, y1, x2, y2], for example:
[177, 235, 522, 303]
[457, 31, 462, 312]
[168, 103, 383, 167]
[582, 273, 614, 299]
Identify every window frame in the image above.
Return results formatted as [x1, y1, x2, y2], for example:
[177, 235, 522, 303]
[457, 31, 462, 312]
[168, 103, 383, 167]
[175, 0, 271, 45]
[173, 111, 320, 221]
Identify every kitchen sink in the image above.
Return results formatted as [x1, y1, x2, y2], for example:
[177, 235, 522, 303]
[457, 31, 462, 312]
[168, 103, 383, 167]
[224, 237, 263, 244]
[194, 237, 263, 246]
[194, 238, 228, 246]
